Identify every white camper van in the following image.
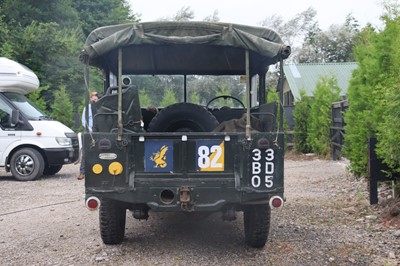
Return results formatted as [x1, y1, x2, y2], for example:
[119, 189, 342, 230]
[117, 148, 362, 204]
[0, 57, 79, 181]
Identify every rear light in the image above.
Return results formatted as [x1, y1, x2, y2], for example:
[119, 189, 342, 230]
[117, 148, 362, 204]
[257, 137, 270, 149]
[86, 196, 100, 210]
[108, 161, 123, 175]
[269, 196, 284, 209]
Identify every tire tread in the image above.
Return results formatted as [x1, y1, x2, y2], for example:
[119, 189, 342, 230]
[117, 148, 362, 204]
[99, 199, 126, 245]
[244, 204, 271, 248]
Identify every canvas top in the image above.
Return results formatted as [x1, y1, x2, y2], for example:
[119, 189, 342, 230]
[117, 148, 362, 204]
[80, 21, 291, 75]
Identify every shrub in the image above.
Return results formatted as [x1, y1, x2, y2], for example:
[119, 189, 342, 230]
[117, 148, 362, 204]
[344, 13, 400, 176]
[51, 85, 74, 128]
[293, 90, 312, 153]
[307, 76, 341, 156]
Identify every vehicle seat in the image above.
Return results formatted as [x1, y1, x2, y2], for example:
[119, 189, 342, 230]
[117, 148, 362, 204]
[251, 102, 278, 132]
[92, 85, 144, 133]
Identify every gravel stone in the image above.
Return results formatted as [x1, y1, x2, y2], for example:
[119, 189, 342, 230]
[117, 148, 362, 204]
[0, 158, 399, 265]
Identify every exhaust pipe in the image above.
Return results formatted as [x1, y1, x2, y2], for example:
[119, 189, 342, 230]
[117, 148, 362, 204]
[160, 189, 175, 204]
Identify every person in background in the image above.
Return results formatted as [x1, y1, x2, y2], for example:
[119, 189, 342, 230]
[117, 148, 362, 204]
[78, 92, 98, 180]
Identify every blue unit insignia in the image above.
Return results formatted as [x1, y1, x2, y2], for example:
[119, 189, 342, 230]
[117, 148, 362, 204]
[145, 141, 173, 172]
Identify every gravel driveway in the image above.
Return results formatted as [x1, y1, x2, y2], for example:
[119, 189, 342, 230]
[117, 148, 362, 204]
[0, 157, 399, 265]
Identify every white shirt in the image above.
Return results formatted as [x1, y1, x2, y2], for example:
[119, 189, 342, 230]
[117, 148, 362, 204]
[81, 104, 93, 132]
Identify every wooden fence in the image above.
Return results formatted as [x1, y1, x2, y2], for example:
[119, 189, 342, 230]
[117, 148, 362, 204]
[330, 100, 348, 160]
[329, 100, 398, 204]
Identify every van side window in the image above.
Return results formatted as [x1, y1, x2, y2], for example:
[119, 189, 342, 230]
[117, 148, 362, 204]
[0, 98, 13, 128]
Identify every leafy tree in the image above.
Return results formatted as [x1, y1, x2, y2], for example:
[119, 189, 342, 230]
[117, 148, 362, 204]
[343, 25, 385, 176]
[0, 0, 79, 28]
[139, 89, 151, 107]
[307, 76, 341, 156]
[293, 90, 312, 153]
[158, 6, 195, 21]
[133, 76, 164, 105]
[173, 6, 195, 21]
[72, 0, 136, 36]
[157, 6, 219, 23]
[374, 10, 400, 172]
[188, 76, 244, 106]
[160, 89, 178, 107]
[267, 88, 289, 138]
[27, 86, 49, 113]
[344, 5, 400, 175]
[267, 88, 279, 103]
[13, 22, 84, 110]
[0, 15, 13, 58]
[133, 75, 186, 106]
[214, 85, 235, 107]
[261, 8, 360, 64]
[190, 91, 200, 104]
[298, 15, 360, 63]
[377, 84, 400, 172]
[261, 7, 319, 61]
[203, 10, 220, 22]
[0, 0, 135, 120]
[51, 85, 74, 128]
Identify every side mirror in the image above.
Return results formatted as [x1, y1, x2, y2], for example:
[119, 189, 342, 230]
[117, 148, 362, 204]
[11, 109, 20, 125]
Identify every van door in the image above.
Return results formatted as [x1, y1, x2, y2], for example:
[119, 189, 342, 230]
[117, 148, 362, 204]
[0, 96, 21, 165]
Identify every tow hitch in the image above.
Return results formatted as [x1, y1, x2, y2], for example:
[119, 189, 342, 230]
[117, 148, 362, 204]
[178, 186, 194, 211]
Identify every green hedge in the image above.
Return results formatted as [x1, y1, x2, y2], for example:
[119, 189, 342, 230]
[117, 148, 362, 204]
[293, 90, 311, 153]
[344, 12, 400, 176]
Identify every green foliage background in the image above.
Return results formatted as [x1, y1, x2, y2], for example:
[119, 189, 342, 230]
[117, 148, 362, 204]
[307, 77, 341, 156]
[2, 0, 400, 177]
[51, 86, 74, 128]
[0, 0, 136, 130]
[292, 77, 340, 156]
[160, 89, 178, 107]
[344, 7, 400, 176]
[293, 90, 312, 153]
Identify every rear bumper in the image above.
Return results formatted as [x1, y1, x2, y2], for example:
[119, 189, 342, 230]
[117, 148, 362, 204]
[86, 185, 283, 212]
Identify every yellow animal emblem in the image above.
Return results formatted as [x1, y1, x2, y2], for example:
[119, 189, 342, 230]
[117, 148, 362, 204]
[150, 145, 168, 168]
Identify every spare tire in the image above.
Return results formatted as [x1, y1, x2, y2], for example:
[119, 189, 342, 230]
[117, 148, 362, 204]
[147, 103, 219, 132]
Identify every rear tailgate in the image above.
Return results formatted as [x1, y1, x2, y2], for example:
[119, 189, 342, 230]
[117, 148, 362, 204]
[84, 132, 284, 210]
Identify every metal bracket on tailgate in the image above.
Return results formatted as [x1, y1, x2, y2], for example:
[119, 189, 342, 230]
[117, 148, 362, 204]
[178, 186, 194, 212]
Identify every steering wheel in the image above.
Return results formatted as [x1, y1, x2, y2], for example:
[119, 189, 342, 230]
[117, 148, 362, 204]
[206, 95, 245, 109]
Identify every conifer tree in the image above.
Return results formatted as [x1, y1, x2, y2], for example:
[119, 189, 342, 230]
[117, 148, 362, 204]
[343, 3, 400, 176]
[307, 76, 340, 156]
[160, 89, 178, 107]
[293, 90, 312, 153]
[51, 86, 74, 128]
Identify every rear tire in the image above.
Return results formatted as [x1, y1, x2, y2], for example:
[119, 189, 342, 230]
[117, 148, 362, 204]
[100, 199, 126, 245]
[243, 204, 271, 248]
[147, 103, 219, 132]
[10, 148, 45, 181]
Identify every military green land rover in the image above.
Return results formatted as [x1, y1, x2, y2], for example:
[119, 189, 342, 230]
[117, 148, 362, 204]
[80, 21, 290, 248]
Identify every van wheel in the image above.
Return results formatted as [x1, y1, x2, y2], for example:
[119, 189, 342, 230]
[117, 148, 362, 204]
[43, 165, 63, 175]
[147, 103, 219, 132]
[100, 198, 126, 245]
[243, 204, 271, 248]
[10, 148, 45, 181]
